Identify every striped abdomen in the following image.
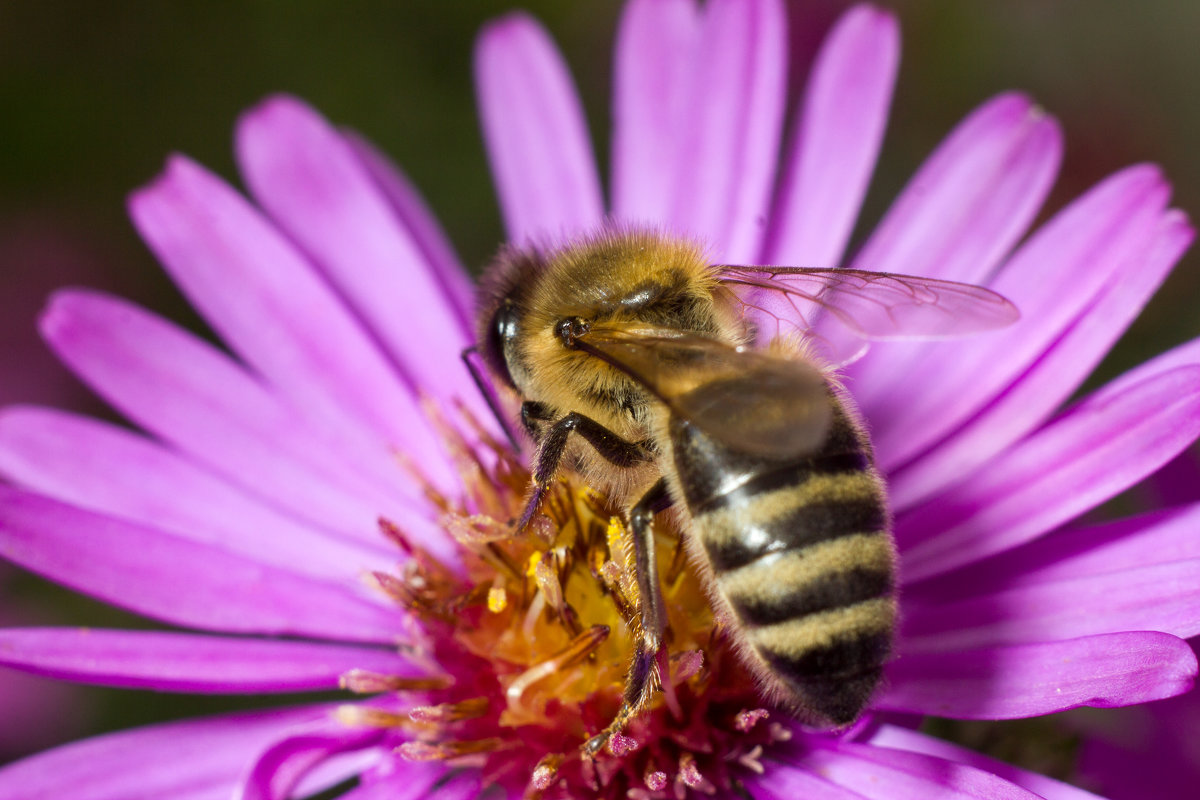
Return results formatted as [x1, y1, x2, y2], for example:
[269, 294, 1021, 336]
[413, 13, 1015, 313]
[668, 395, 894, 725]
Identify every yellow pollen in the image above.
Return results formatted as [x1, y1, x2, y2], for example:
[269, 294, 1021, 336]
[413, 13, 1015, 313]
[605, 516, 625, 558]
[487, 585, 508, 613]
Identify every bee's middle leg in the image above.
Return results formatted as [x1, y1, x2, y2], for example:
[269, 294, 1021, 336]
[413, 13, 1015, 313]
[584, 477, 673, 756]
[516, 406, 651, 530]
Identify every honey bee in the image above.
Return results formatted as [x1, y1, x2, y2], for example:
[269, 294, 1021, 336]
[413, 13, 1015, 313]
[470, 228, 1017, 754]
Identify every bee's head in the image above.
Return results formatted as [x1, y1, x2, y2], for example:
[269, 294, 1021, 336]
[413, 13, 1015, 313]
[475, 247, 541, 392]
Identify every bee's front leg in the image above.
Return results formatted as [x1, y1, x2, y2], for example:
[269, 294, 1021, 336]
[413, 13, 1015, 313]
[515, 408, 651, 531]
[519, 400, 553, 442]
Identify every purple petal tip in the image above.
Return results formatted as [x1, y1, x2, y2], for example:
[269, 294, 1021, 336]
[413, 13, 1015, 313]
[236, 93, 315, 142]
[126, 153, 192, 217]
[1118, 161, 1168, 190]
[476, 10, 541, 56]
[850, 3, 900, 36]
[37, 289, 90, 345]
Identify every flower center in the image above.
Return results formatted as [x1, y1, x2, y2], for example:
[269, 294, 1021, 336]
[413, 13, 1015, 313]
[342, 411, 791, 797]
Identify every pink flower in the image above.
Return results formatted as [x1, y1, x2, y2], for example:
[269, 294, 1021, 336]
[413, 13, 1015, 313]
[1, 2, 1198, 798]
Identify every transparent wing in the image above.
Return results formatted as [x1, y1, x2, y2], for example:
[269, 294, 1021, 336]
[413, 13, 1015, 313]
[572, 325, 832, 459]
[718, 265, 1019, 364]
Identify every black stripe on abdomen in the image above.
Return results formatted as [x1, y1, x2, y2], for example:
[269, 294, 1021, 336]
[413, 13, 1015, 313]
[757, 625, 892, 725]
[700, 493, 885, 573]
[692, 450, 870, 513]
[763, 629, 892, 678]
[728, 566, 892, 626]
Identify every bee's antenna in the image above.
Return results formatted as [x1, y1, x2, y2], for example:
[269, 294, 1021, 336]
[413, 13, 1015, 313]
[460, 346, 521, 454]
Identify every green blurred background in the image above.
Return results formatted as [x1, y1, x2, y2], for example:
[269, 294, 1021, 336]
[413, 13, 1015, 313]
[0, 0, 1197, 777]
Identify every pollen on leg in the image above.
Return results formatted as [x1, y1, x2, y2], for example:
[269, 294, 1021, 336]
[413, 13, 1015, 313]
[340, 413, 788, 798]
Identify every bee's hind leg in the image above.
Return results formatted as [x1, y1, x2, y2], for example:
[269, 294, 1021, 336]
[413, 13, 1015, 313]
[515, 409, 651, 531]
[584, 477, 673, 757]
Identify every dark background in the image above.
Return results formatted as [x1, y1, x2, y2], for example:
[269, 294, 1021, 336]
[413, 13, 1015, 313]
[1, 0, 1196, 775]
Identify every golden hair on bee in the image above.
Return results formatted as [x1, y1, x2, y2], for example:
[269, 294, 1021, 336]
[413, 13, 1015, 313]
[476, 227, 744, 457]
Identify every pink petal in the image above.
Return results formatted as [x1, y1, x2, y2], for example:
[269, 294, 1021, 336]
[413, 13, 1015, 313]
[234, 97, 481, 425]
[342, 129, 475, 329]
[866, 724, 1103, 800]
[669, 0, 787, 262]
[0, 628, 427, 693]
[888, 209, 1193, 507]
[912, 502, 1200, 603]
[848, 93, 1059, 282]
[838, 104, 1062, 413]
[0, 487, 404, 644]
[290, 749, 385, 799]
[610, 0, 702, 224]
[749, 764, 870, 799]
[474, 12, 604, 243]
[39, 290, 457, 566]
[354, 771, 481, 800]
[866, 164, 1169, 478]
[878, 631, 1197, 719]
[234, 725, 383, 800]
[1082, 331, 1200, 405]
[900, 559, 1200, 654]
[0, 406, 391, 582]
[762, 5, 899, 268]
[778, 739, 1041, 799]
[0, 705, 335, 800]
[334, 768, 456, 800]
[896, 365, 1200, 584]
[130, 152, 457, 493]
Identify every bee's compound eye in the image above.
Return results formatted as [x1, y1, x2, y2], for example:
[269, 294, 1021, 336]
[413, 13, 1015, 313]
[485, 300, 520, 389]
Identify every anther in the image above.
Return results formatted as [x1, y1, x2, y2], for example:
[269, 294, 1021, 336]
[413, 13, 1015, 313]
[672, 650, 705, 684]
[734, 708, 770, 733]
[530, 753, 564, 791]
[396, 738, 504, 761]
[340, 669, 453, 694]
[533, 559, 565, 616]
[408, 697, 490, 723]
[608, 732, 639, 757]
[644, 766, 668, 791]
[678, 752, 715, 792]
[443, 513, 512, 545]
[335, 706, 411, 729]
